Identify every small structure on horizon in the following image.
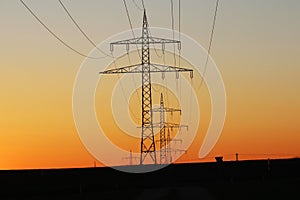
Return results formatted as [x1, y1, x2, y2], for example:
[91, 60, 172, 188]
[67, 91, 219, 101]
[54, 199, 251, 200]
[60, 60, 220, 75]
[215, 156, 223, 164]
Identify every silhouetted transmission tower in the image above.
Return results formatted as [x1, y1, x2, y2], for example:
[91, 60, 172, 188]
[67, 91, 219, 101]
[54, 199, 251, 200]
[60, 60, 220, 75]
[122, 150, 139, 166]
[153, 93, 188, 164]
[99, 10, 193, 165]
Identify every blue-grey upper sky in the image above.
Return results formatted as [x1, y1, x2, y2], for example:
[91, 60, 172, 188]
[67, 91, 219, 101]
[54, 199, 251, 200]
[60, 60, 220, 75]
[0, 0, 300, 169]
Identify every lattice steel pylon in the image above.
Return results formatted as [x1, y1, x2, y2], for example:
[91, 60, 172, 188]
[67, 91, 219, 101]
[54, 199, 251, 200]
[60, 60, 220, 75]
[99, 10, 193, 165]
[153, 93, 188, 164]
[122, 150, 139, 166]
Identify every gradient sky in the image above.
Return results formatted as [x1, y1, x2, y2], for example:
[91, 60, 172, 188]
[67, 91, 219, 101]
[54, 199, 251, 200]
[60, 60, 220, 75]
[0, 0, 300, 169]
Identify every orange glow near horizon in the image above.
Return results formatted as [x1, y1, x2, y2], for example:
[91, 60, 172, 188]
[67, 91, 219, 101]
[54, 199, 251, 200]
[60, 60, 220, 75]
[1, 1, 300, 170]
[93, 51, 212, 166]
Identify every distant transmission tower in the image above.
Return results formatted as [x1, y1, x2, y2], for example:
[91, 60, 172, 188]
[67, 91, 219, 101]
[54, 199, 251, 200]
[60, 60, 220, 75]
[122, 150, 139, 166]
[153, 93, 188, 164]
[99, 10, 193, 165]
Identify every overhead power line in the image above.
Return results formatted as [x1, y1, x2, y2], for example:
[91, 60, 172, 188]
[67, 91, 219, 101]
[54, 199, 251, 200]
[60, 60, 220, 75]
[121, 0, 143, 118]
[131, 0, 145, 11]
[141, 0, 145, 9]
[122, 0, 142, 60]
[132, 0, 143, 11]
[58, 0, 111, 58]
[198, 0, 220, 89]
[170, 0, 177, 66]
[129, 0, 163, 58]
[19, 0, 102, 59]
[58, 0, 140, 117]
[122, 0, 137, 39]
[179, 0, 181, 41]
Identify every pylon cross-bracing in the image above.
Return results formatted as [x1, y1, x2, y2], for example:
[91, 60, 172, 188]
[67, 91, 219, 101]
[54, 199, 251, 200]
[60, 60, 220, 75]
[99, 10, 193, 165]
[152, 93, 188, 164]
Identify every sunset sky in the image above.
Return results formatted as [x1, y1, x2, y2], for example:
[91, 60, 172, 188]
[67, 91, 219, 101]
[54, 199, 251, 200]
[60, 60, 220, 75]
[0, 0, 300, 169]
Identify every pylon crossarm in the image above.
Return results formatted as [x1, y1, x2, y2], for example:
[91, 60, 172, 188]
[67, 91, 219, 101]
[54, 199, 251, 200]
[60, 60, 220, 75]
[148, 37, 180, 44]
[99, 64, 142, 74]
[99, 10, 193, 165]
[110, 37, 180, 46]
[164, 108, 181, 113]
[165, 123, 188, 131]
[151, 122, 184, 129]
[110, 37, 143, 46]
[100, 63, 193, 77]
[150, 63, 192, 73]
[152, 107, 181, 113]
[164, 122, 181, 127]
[167, 148, 187, 153]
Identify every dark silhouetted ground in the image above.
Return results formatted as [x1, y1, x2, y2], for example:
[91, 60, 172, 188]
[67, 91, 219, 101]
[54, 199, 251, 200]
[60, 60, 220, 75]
[0, 158, 299, 199]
